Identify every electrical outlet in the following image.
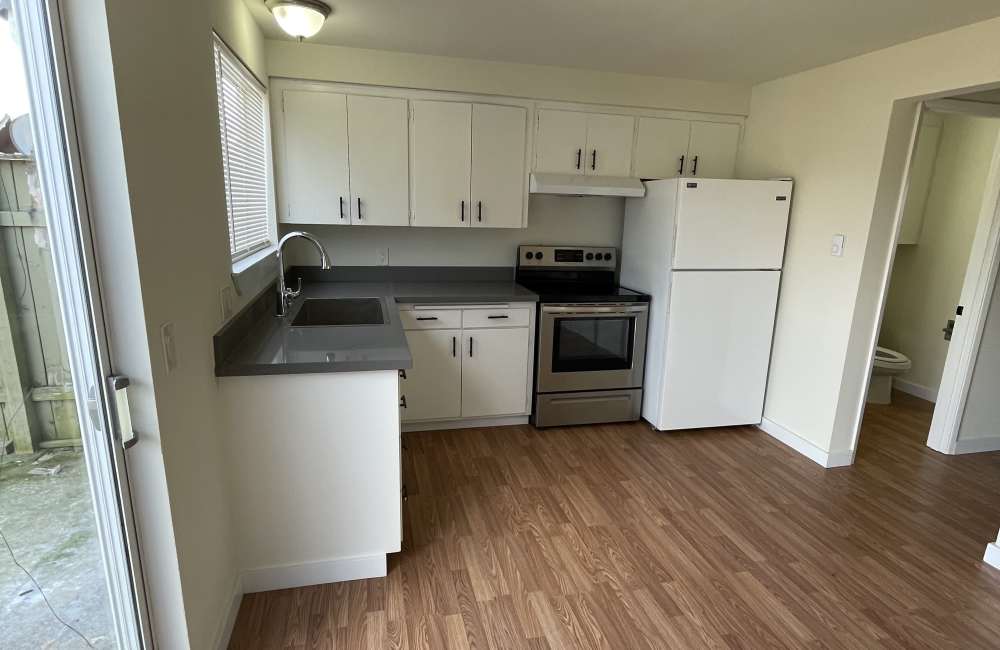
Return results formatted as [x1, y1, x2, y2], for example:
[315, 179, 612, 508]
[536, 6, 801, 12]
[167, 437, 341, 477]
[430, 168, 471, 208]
[376, 247, 389, 266]
[160, 322, 178, 374]
[831, 234, 846, 257]
[220, 285, 235, 322]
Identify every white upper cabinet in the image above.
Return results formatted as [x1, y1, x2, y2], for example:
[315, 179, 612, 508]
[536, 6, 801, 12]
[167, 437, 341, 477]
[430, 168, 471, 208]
[410, 101, 473, 227]
[687, 121, 741, 179]
[346, 95, 410, 226]
[634, 117, 691, 180]
[585, 113, 635, 177]
[534, 109, 635, 176]
[279, 90, 351, 225]
[471, 104, 527, 229]
[534, 109, 589, 174]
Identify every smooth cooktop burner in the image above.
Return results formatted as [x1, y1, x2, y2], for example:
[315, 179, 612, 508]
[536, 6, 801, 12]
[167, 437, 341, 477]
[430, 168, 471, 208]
[516, 281, 650, 303]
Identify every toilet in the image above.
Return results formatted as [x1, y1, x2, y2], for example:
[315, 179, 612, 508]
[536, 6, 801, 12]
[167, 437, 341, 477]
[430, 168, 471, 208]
[867, 346, 912, 404]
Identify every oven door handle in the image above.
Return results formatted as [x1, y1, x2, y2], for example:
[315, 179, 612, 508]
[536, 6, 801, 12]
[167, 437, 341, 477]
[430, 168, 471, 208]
[542, 305, 648, 315]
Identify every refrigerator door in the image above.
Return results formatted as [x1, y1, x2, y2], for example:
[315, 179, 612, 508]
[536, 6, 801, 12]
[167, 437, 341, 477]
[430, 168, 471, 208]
[655, 270, 780, 430]
[673, 178, 792, 270]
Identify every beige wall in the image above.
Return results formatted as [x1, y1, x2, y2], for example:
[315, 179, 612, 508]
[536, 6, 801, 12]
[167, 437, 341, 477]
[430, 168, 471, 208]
[881, 114, 999, 395]
[738, 16, 1000, 456]
[83, 0, 265, 646]
[266, 40, 751, 115]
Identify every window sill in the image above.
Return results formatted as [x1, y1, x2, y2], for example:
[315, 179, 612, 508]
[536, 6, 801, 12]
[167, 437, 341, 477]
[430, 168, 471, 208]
[231, 245, 277, 300]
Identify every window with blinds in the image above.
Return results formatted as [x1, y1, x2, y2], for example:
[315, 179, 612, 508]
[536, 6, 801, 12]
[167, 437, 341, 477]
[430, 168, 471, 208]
[213, 36, 273, 263]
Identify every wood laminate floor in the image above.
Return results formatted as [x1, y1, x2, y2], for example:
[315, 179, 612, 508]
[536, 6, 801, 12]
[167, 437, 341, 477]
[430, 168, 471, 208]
[229, 392, 1000, 648]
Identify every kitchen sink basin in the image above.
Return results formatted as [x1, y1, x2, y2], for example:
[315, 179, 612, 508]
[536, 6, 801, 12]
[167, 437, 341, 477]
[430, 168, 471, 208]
[290, 298, 385, 327]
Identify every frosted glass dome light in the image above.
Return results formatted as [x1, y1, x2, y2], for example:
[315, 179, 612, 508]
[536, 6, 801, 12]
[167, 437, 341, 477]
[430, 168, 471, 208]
[266, 1, 331, 40]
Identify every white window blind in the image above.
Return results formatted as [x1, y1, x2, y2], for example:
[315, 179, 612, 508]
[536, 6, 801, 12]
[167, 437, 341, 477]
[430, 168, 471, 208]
[213, 36, 272, 262]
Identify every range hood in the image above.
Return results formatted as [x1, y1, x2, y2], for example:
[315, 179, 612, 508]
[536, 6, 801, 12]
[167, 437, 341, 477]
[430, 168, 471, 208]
[529, 172, 646, 198]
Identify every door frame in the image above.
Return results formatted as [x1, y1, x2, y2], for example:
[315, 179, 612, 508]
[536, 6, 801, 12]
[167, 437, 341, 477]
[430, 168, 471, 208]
[924, 102, 1000, 453]
[12, 0, 151, 645]
[862, 98, 1000, 455]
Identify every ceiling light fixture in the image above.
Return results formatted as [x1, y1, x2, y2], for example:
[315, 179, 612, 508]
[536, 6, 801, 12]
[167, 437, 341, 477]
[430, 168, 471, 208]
[266, 0, 331, 41]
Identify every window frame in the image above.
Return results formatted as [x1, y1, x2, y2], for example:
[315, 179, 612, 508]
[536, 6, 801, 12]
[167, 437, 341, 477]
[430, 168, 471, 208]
[212, 32, 276, 270]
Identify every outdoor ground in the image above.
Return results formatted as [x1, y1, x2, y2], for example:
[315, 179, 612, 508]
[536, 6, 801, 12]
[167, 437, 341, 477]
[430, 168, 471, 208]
[0, 448, 113, 648]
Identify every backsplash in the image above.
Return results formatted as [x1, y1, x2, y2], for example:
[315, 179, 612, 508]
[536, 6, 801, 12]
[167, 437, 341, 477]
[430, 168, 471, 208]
[279, 194, 625, 267]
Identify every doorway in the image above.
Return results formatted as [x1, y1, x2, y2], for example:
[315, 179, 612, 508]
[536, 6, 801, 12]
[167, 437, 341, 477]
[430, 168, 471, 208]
[1, 1, 147, 647]
[862, 93, 1000, 456]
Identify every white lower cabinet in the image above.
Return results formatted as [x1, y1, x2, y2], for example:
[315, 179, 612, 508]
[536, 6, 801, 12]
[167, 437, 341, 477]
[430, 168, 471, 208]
[461, 327, 530, 418]
[399, 305, 533, 423]
[401, 329, 461, 420]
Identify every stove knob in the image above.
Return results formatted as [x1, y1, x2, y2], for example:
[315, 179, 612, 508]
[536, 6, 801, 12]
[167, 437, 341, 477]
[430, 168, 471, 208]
[525, 251, 534, 260]
[585, 252, 594, 260]
[603, 253, 613, 261]
[535, 251, 544, 260]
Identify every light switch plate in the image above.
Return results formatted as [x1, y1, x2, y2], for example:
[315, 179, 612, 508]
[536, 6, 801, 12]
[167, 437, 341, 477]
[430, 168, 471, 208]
[160, 322, 177, 374]
[831, 234, 846, 257]
[376, 247, 389, 266]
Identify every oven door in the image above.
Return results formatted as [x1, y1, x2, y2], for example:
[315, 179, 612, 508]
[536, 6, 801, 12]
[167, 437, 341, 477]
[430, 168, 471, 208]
[537, 304, 648, 393]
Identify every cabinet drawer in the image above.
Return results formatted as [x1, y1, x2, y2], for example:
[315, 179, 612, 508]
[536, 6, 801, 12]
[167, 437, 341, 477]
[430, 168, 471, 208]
[462, 307, 530, 329]
[400, 309, 462, 330]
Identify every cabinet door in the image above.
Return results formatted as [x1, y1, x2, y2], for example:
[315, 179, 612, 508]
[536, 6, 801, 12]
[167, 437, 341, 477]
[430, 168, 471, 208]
[400, 329, 461, 421]
[279, 90, 350, 225]
[471, 104, 527, 229]
[585, 113, 635, 177]
[687, 121, 740, 179]
[411, 100, 473, 227]
[462, 328, 530, 418]
[633, 117, 691, 180]
[346, 95, 410, 226]
[534, 109, 588, 174]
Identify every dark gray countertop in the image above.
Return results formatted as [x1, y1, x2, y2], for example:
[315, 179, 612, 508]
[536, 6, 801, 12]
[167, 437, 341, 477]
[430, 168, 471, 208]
[214, 267, 537, 377]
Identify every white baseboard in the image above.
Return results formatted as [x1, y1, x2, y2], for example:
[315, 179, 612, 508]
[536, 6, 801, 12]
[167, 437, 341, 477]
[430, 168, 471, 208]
[893, 378, 937, 403]
[952, 436, 1000, 455]
[241, 553, 387, 594]
[758, 418, 854, 469]
[984, 543, 1000, 571]
[214, 574, 243, 650]
[403, 415, 529, 432]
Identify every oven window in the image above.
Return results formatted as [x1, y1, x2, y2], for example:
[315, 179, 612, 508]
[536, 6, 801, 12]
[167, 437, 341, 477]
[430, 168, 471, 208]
[552, 317, 635, 372]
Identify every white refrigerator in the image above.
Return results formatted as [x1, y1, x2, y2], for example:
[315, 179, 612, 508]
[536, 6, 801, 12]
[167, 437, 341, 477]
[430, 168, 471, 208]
[621, 178, 792, 431]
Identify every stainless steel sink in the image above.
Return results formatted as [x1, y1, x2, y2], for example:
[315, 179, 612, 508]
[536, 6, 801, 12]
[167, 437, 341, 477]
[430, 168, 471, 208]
[290, 298, 385, 327]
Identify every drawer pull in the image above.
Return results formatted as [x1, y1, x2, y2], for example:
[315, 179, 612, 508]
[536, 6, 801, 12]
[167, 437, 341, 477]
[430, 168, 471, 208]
[415, 316, 438, 321]
[487, 315, 509, 319]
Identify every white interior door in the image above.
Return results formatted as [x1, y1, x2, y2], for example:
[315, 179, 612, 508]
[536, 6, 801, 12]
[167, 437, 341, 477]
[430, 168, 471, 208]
[471, 104, 526, 229]
[634, 117, 691, 179]
[658, 271, 781, 430]
[585, 113, 635, 176]
[400, 330, 461, 420]
[346, 94, 409, 226]
[534, 109, 587, 174]
[687, 121, 741, 178]
[410, 100, 472, 227]
[674, 179, 792, 270]
[462, 328, 529, 417]
[280, 90, 350, 225]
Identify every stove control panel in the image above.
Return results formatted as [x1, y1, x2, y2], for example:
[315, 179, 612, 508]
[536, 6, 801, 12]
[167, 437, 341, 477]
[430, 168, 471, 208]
[518, 245, 617, 269]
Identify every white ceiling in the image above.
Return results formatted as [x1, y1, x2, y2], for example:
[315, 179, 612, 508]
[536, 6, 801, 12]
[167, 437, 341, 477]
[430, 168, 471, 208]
[246, 0, 1000, 83]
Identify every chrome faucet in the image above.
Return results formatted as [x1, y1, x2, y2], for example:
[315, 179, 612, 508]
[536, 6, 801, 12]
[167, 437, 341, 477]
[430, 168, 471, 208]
[276, 231, 331, 317]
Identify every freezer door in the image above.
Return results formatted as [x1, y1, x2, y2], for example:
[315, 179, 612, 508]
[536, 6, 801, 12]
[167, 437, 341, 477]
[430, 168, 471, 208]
[656, 270, 780, 430]
[673, 179, 792, 270]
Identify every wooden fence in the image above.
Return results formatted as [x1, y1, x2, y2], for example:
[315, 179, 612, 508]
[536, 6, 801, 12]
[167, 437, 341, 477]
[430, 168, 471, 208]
[1, 156, 80, 453]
